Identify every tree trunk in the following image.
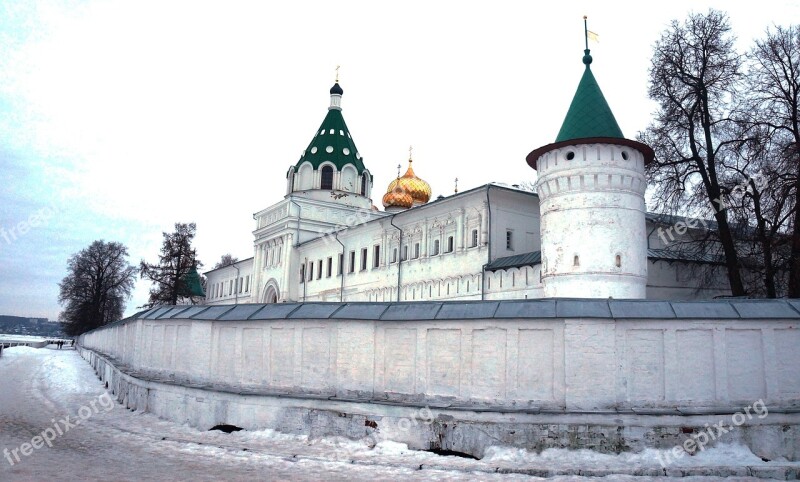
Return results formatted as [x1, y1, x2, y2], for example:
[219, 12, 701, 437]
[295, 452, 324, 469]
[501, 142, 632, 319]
[713, 209, 746, 296]
[788, 175, 800, 297]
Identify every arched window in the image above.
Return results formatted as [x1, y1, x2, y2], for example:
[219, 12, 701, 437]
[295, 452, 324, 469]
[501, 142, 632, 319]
[298, 163, 313, 190]
[341, 165, 357, 192]
[432, 239, 440, 256]
[321, 166, 333, 190]
[360, 175, 367, 195]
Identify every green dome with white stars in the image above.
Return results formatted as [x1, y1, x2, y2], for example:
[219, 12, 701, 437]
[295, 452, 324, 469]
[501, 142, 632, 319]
[295, 83, 367, 174]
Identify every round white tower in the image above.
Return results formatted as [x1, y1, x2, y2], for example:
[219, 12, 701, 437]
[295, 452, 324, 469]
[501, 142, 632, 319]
[527, 48, 654, 299]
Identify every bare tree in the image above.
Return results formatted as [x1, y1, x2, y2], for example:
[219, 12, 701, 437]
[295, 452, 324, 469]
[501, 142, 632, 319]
[743, 24, 800, 295]
[139, 223, 204, 306]
[722, 126, 790, 297]
[640, 10, 747, 295]
[213, 253, 239, 269]
[58, 240, 137, 336]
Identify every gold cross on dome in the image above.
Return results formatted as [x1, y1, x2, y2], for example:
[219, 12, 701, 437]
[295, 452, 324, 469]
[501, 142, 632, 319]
[408, 145, 413, 161]
[335, 65, 340, 83]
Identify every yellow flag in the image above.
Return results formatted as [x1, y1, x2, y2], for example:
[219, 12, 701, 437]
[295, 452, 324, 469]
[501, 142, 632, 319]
[587, 30, 600, 43]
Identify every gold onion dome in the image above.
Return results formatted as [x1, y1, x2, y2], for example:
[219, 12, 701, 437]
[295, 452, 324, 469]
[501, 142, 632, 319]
[382, 158, 432, 209]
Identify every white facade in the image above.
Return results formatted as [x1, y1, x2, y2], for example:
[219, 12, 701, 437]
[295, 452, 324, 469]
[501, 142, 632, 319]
[203, 77, 731, 305]
[204, 181, 730, 305]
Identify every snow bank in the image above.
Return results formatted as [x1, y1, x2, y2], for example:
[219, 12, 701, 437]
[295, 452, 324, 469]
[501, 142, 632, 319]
[482, 442, 782, 469]
[0, 345, 42, 355]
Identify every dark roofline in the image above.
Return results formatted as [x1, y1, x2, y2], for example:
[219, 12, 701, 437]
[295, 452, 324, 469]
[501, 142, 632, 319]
[485, 248, 727, 272]
[86, 299, 800, 326]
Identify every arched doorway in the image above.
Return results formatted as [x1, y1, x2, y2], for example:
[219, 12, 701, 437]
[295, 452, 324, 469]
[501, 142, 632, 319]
[264, 285, 278, 303]
[262, 279, 278, 303]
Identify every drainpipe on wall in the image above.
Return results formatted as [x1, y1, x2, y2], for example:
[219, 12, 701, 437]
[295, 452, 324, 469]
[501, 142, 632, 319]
[302, 256, 307, 302]
[646, 221, 658, 249]
[232, 263, 240, 305]
[289, 197, 302, 303]
[482, 184, 492, 301]
[390, 214, 403, 302]
[288, 197, 301, 248]
[334, 231, 346, 302]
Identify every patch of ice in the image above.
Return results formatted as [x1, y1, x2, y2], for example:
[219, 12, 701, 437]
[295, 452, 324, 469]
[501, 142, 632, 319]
[371, 440, 415, 456]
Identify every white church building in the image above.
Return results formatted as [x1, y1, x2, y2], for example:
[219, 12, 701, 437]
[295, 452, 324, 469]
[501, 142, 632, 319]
[204, 50, 729, 306]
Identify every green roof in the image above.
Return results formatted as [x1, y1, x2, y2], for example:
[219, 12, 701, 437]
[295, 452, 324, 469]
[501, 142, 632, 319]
[555, 50, 624, 142]
[179, 265, 205, 298]
[295, 84, 367, 174]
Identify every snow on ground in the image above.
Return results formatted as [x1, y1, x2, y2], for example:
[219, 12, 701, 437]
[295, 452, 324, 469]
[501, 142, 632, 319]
[0, 335, 45, 341]
[0, 346, 796, 481]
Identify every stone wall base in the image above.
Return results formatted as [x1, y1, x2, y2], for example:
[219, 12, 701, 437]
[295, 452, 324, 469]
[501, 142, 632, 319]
[79, 346, 800, 463]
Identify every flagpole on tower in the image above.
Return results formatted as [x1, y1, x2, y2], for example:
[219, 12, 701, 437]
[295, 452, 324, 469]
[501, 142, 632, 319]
[583, 15, 589, 51]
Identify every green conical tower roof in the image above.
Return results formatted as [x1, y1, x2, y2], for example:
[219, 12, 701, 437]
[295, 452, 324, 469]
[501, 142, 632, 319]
[295, 83, 367, 174]
[179, 264, 205, 298]
[555, 49, 624, 142]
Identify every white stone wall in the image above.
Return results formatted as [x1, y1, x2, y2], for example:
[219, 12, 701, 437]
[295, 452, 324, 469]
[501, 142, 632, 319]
[81, 308, 800, 412]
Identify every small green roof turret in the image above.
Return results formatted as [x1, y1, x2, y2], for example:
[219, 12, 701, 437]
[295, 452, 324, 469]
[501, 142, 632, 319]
[179, 264, 205, 298]
[554, 48, 624, 142]
[525, 19, 654, 169]
[294, 82, 367, 174]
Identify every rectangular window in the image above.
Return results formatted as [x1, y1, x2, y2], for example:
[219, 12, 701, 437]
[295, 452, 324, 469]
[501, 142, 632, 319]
[327, 257, 333, 277]
[229, 280, 234, 295]
[300, 265, 305, 283]
[317, 259, 322, 279]
[349, 251, 356, 273]
[402, 245, 408, 261]
[414, 243, 420, 259]
[506, 230, 514, 250]
[238, 277, 243, 293]
[360, 248, 368, 271]
[392, 248, 398, 263]
[471, 229, 478, 247]
[245, 275, 250, 293]
[432, 239, 440, 256]
[338, 253, 344, 275]
[373, 245, 380, 268]
[447, 236, 454, 253]
[308, 261, 314, 281]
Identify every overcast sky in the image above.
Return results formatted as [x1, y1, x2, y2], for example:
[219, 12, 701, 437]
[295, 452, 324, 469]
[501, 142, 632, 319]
[1, 0, 797, 320]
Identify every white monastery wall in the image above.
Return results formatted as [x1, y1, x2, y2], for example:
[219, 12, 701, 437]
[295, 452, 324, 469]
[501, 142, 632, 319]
[82, 301, 800, 412]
